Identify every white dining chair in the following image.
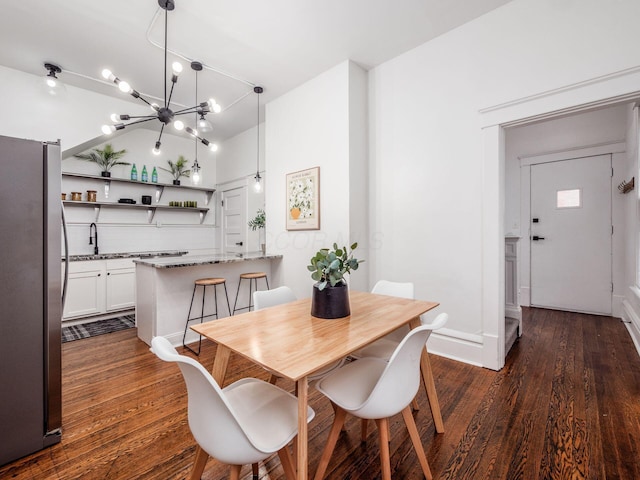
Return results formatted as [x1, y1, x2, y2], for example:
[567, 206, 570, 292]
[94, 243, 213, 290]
[313, 321, 447, 480]
[253, 286, 346, 383]
[150, 336, 315, 480]
[351, 280, 415, 359]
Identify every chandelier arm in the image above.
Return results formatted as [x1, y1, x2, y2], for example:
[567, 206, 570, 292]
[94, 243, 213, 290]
[166, 78, 178, 109]
[133, 94, 155, 108]
[173, 107, 201, 116]
[120, 118, 157, 128]
[120, 115, 157, 120]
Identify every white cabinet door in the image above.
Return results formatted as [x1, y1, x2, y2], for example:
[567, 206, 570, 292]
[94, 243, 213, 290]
[106, 259, 135, 311]
[63, 262, 106, 319]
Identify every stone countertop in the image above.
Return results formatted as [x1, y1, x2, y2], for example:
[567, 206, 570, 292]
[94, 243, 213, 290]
[63, 250, 189, 262]
[133, 252, 282, 269]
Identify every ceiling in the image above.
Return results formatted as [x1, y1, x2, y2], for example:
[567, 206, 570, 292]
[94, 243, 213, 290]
[1, 0, 512, 143]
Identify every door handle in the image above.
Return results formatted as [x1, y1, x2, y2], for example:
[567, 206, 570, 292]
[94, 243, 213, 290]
[532, 235, 545, 241]
[235, 241, 243, 246]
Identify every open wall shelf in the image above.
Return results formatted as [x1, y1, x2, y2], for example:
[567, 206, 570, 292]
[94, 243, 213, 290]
[62, 172, 215, 224]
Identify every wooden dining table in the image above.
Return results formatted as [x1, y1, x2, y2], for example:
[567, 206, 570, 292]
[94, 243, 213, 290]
[190, 289, 441, 480]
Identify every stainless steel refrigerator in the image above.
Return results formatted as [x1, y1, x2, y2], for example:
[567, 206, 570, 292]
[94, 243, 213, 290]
[0, 134, 63, 465]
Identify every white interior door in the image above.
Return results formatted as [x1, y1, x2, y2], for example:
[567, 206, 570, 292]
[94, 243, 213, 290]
[530, 154, 612, 315]
[222, 186, 247, 253]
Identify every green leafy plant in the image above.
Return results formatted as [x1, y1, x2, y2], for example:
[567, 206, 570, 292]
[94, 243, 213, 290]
[307, 242, 363, 291]
[73, 144, 129, 173]
[160, 155, 191, 180]
[248, 209, 266, 230]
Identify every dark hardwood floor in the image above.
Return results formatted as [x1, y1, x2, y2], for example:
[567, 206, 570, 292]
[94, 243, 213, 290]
[2, 307, 639, 479]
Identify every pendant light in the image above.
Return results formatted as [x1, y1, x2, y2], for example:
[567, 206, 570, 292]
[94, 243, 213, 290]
[253, 86, 263, 193]
[191, 62, 203, 186]
[42, 63, 66, 97]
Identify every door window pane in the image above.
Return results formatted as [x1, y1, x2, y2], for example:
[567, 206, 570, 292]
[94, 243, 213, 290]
[557, 189, 581, 208]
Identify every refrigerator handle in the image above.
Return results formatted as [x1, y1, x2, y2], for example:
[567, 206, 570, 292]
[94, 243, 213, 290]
[61, 201, 69, 309]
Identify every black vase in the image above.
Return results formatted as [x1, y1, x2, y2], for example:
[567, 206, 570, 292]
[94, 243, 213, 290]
[101, 171, 111, 177]
[311, 283, 350, 319]
[173, 179, 181, 185]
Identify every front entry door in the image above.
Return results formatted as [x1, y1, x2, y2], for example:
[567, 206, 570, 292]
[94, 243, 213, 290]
[222, 186, 247, 254]
[530, 154, 612, 315]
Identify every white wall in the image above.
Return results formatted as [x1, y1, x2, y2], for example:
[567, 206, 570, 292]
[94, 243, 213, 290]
[369, 0, 640, 367]
[266, 60, 368, 300]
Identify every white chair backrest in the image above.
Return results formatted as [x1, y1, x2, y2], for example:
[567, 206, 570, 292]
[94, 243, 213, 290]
[253, 286, 296, 310]
[371, 280, 415, 342]
[150, 336, 266, 464]
[371, 280, 414, 299]
[354, 313, 448, 419]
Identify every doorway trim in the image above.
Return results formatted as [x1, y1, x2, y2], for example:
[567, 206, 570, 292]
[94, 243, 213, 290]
[479, 66, 640, 371]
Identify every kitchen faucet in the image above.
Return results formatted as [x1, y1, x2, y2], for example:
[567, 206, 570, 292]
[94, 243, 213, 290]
[89, 223, 98, 255]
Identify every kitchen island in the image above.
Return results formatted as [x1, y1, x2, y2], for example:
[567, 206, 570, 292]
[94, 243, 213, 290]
[134, 252, 282, 346]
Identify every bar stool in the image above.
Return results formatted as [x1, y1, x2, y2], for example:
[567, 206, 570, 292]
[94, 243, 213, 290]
[232, 272, 269, 314]
[182, 277, 231, 355]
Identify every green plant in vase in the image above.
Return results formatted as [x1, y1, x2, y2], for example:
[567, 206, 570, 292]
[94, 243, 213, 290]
[307, 242, 363, 319]
[73, 143, 129, 177]
[160, 155, 191, 185]
[248, 209, 266, 254]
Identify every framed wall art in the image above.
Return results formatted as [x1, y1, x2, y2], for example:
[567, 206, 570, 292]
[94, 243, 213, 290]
[286, 166, 320, 230]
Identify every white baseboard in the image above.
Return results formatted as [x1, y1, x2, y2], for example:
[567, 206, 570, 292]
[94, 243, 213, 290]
[621, 299, 640, 357]
[505, 305, 522, 320]
[427, 331, 484, 368]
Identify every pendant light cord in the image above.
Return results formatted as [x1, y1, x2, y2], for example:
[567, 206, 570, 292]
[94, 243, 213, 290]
[163, 6, 168, 107]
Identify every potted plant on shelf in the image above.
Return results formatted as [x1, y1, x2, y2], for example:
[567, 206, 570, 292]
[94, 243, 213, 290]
[73, 144, 129, 177]
[307, 242, 363, 319]
[248, 209, 266, 254]
[160, 156, 191, 185]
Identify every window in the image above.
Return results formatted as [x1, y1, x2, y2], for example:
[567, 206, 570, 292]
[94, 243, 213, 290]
[556, 189, 581, 209]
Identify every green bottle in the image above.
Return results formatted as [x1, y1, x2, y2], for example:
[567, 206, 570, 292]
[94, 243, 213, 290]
[130, 163, 138, 181]
[151, 167, 158, 183]
[141, 165, 148, 182]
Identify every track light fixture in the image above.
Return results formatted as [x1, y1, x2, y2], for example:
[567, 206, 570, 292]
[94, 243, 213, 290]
[42, 62, 66, 97]
[100, 0, 219, 155]
[253, 86, 263, 193]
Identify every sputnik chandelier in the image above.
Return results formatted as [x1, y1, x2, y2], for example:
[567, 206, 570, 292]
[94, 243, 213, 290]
[100, 0, 219, 156]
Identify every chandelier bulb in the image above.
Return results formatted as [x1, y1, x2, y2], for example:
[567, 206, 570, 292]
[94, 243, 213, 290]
[101, 124, 115, 135]
[101, 69, 113, 80]
[172, 62, 183, 75]
[118, 80, 132, 93]
[209, 143, 218, 152]
[173, 120, 184, 131]
[110, 113, 119, 123]
[152, 141, 162, 155]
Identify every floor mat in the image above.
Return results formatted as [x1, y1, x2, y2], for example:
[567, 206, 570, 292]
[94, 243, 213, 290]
[62, 315, 135, 343]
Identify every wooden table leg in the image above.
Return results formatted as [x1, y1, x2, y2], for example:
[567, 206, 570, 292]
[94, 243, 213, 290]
[410, 318, 444, 433]
[188, 344, 232, 480]
[296, 377, 309, 480]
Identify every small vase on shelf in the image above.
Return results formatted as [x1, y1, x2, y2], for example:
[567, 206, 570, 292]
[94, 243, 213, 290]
[141, 165, 148, 182]
[151, 167, 158, 183]
[130, 164, 138, 181]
